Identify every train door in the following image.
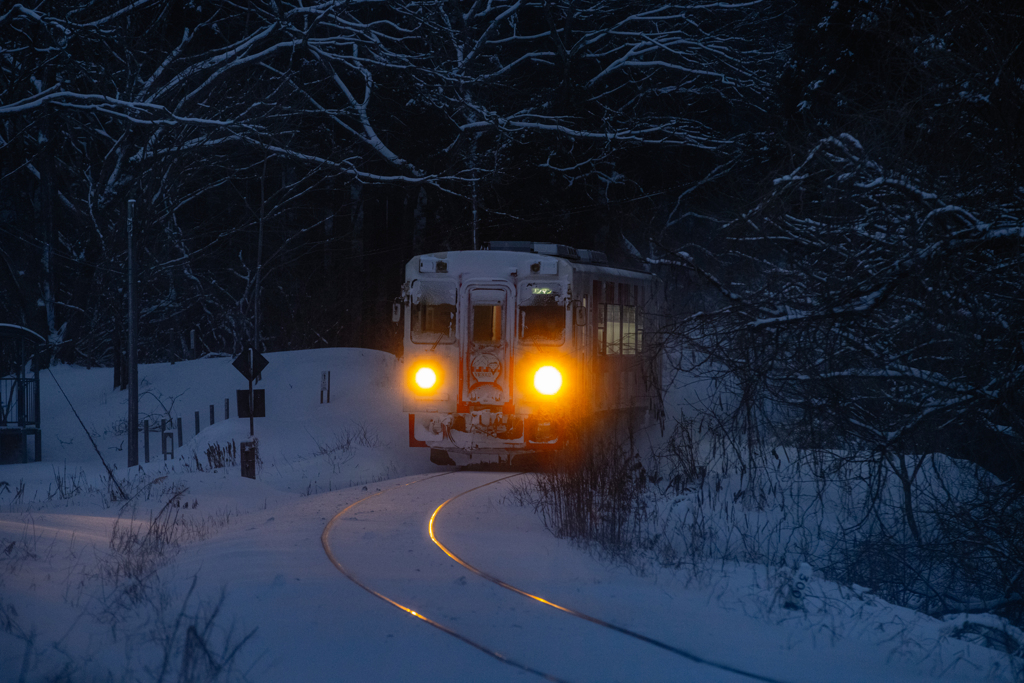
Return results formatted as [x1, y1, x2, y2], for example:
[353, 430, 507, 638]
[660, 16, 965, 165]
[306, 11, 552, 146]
[463, 284, 513, 408]
[570, 272, 592, 411]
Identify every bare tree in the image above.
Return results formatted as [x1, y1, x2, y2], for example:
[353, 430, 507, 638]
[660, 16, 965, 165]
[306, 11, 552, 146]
[0, 1, 783, 359]
[0, 2, 436, 359]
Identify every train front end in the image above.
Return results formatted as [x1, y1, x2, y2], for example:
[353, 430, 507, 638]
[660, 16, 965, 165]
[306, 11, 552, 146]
[399, 248, 579, 466]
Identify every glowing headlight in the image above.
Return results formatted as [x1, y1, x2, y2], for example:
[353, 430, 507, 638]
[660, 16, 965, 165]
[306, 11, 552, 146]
[533, 366, 562, 395]
[414, 367, 437, 389]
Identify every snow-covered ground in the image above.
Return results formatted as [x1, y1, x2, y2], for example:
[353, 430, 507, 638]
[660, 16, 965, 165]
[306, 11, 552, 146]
[0, 348, 1018, 682]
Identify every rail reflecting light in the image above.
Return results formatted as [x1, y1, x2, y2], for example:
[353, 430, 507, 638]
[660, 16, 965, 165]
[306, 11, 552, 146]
[415, 367, 437, 389]
[533, 366, 562, 395]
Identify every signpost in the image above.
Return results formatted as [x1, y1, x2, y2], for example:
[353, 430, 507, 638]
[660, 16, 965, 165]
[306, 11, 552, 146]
[240, 440, 256, 480]
[232, 347, 268, 437]
[320, 370, 331, 404]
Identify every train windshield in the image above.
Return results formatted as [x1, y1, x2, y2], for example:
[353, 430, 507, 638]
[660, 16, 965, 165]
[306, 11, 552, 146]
[410, 279, 457, 344]
[519, 284, 565, 343]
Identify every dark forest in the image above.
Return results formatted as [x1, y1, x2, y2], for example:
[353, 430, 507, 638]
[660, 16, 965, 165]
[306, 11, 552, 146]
[2, 1, 1012, 359]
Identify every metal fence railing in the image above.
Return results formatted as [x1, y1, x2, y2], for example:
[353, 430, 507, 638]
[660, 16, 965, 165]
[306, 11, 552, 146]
[0, 377, 38, 427]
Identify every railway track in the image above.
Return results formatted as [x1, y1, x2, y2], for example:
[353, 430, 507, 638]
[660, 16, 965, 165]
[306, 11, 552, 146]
[322, 472, 791, 683]
[321, 472, 566, 682]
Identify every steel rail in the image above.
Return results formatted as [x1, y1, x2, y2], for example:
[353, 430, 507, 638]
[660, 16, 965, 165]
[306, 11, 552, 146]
[321, 472, 571, 683]
[429, 475, 793, 683]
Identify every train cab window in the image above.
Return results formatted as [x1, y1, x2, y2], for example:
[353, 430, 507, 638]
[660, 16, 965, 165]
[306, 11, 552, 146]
[519, 284, 565, 343]
[472, 305, 503, 343]
[410, 280, 457, 344]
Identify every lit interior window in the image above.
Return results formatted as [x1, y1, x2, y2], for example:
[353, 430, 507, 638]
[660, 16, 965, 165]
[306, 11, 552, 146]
[472, 305, 502, 342]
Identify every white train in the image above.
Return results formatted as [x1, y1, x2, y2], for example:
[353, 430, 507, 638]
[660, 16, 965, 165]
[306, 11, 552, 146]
[396, 242, 663, 466]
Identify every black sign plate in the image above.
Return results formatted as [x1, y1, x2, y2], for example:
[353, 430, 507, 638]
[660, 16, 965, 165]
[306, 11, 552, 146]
[236, 389, 266, 418]
[232, 348, 269, 381]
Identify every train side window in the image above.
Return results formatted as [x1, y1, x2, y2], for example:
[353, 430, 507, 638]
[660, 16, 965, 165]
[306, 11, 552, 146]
[622, 305, 637, 355]
[636, 307, 644, 353]
[472, 305, 502, 343]
[594, 280, 649, 356]
[636, 284, 647, 354]
[605, 302, 622, 355]
[411, 280, 457, 344]
[519, 284, 565, 343]
[594, 280, 621, 355]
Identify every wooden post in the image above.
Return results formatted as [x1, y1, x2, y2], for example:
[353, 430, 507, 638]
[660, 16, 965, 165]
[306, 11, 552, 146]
[240, 440, 256, 480]
[210, 404, 215, 426]
[177, 417, 183, 447]
[224, 398, 229, 420]
[194, 411, 200, 435]
[143, 419, 149, 463]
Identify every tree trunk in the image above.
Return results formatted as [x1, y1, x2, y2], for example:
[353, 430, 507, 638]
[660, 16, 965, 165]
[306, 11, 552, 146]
[896, 452, 922, 545]
[113, 313, 122, 390]
[39, 110, 58, 354]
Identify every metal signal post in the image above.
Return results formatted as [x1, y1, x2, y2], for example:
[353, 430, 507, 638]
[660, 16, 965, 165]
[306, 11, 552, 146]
[247, 348, 253, 436]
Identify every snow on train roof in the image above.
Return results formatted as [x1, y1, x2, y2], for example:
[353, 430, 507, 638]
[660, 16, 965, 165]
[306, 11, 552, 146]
[486, 241, 603, 263]
[406, 243, 653, 279]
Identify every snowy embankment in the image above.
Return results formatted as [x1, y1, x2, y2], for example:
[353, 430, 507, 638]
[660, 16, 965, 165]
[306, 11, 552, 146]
[0, 349, 1020, 682]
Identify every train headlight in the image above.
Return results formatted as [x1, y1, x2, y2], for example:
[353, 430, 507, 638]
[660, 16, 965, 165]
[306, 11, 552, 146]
[533, 366, 562, 395]
[414, 367, 437, 390]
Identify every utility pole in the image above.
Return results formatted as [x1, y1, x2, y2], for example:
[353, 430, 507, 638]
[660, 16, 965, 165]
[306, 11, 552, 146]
[470, 133, 479, 250]
[254, 158, 265, 371]
[127, 200, 139, 468]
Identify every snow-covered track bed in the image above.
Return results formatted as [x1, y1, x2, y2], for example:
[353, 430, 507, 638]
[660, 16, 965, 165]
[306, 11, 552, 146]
[322, 472, 787, 683]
